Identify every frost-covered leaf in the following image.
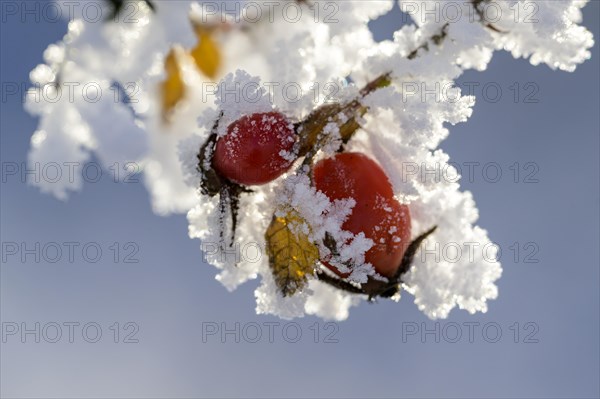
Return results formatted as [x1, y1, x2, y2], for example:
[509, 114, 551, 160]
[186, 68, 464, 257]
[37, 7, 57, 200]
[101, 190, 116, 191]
[297, 103, 352, 157]
[266, 211, 319, 297]
[297, 73, 392, 157]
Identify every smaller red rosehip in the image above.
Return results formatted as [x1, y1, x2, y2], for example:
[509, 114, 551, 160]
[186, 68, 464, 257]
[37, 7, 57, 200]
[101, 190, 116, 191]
[212, 112, 296, 185]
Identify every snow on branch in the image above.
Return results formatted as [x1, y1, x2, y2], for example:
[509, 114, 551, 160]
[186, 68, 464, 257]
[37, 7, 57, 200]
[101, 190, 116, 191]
[25, 0, 594, 320]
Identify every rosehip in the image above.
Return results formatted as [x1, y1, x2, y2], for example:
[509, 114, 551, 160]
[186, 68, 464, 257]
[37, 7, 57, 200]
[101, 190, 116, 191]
[313, 152, 411, 278]
[212, 112, 296, 185]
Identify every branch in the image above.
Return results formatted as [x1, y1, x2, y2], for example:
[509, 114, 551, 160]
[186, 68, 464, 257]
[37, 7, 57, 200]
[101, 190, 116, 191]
[407, 23, 450, 59]
[471, 0, 506, 33]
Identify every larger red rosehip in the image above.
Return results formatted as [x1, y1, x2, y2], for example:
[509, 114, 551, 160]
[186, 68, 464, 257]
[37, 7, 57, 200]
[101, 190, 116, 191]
[212, 112, 296, 185]
[313, 152, 411, 278]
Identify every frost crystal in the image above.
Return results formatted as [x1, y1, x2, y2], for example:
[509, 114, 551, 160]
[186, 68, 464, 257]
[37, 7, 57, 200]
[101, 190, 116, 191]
[25, 1, 594, 320]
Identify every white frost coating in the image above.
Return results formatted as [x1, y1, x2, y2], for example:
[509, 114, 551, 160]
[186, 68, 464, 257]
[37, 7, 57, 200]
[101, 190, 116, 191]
[25, 1, 593, 319]
[304, 279, 362, 321]
[27, 0, 375, 213]
[178, 133, 205, 188]
[213, 70, 275, 137]
[491, 0, 594, 71]
[398, 0, 593, 71]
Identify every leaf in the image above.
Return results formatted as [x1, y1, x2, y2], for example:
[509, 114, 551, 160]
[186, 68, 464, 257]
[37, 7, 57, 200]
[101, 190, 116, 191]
[160, 47, 186, 122]
[295, 73, 392, 158]
[297, 103, 343, 156]
[190, 27, 221, 80]
[266, 211, 320, 296]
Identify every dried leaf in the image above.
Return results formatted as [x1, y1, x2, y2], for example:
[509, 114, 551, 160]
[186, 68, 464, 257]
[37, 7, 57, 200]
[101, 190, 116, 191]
[295, 73, 392, 158]
[197, 112, 224, 197]
[160, 47, 186, 121]
[297, 103, 343, 156]
[190, 28, 221, 80]
[266, 211, 319, 296]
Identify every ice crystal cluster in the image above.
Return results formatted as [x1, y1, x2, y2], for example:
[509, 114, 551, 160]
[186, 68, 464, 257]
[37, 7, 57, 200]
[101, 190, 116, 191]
[25, 1, 593, 320]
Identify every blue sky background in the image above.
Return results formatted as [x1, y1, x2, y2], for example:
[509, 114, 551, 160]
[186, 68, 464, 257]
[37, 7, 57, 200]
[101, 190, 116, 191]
[1, 1, 599, 398]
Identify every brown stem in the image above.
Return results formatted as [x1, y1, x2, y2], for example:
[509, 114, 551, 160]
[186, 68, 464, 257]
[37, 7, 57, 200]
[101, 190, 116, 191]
[471, 0, 506, 33]
[407, 23, 450, 59]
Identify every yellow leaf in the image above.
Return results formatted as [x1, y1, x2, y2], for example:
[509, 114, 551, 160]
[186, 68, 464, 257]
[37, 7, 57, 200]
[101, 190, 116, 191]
[160, 47, 186, 122]
[266, 211, 319, 297]
[190, 28, 221, 80]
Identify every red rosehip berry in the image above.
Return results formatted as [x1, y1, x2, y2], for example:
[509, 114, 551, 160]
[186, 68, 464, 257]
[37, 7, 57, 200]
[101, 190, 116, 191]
[313, 152, 411, 278]
[212, 112, 296, 185]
